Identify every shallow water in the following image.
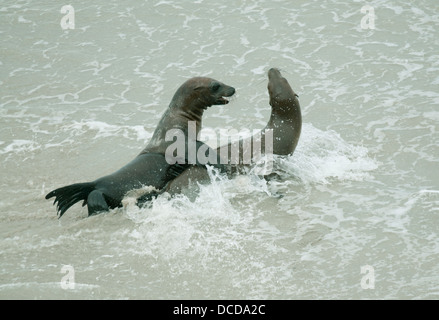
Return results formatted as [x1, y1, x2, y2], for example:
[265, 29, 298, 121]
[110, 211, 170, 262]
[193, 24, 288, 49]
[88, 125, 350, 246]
[1, 0, 438, 299]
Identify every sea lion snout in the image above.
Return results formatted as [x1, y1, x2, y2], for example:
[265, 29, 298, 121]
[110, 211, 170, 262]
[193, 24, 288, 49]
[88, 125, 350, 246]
[215, 84, 235, 105]
[268, 68, 282, 80]
[187, 77, 235, 106]
[206, 80, 235, 105]
[222, 85, 235, 97]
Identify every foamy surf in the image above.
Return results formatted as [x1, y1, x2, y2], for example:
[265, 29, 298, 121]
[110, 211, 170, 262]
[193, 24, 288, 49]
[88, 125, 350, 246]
[120, 123, 377, 263]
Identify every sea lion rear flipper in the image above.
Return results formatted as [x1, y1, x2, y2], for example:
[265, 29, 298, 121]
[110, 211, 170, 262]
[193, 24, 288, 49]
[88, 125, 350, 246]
[87, 190, 109, 216]
[45, 182, 95, 218]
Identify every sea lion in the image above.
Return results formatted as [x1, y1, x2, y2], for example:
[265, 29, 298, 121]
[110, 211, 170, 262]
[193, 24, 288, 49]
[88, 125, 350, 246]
[261, 67, 302, 154]
[217, 67, 301, 168]
[45, 77, 235, 217]
[164, 68, 301, 194]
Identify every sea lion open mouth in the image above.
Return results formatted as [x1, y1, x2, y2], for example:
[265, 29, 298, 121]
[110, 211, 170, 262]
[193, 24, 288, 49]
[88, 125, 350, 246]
[216, 88, 235, 105]
[217, 96, 231, 104]
[210, 81, 235, 105]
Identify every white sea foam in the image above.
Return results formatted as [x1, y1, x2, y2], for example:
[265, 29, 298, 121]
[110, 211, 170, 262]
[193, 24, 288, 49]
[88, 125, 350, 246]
[119, 123, 378, 267]
[278, 123, 378, 184]
[0, 139, 39, 156]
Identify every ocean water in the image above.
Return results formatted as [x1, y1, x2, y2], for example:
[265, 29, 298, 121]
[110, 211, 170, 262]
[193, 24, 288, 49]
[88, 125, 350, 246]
[1, 0, 438, 299]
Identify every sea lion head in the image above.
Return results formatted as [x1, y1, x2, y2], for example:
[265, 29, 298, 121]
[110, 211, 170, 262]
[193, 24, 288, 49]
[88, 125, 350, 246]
[267, 68, 298, 108]
[175, 77, 236, 110]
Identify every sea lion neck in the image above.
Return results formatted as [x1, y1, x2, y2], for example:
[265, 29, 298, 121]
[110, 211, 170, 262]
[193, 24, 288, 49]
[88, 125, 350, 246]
[169, 94, 206, 126]
[269, 96, 301, 120]
[268, 76, 301, 121]
[141, 84, 207, 154]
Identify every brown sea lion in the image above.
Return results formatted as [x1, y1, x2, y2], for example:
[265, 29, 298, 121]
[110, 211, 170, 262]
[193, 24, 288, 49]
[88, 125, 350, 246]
[164, 68, 301, 194]
[45, 77, 235, 217]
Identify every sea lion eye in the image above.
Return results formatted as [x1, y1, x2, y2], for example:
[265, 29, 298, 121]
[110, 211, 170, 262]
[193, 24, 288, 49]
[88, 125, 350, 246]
[211, 83, 220, 92]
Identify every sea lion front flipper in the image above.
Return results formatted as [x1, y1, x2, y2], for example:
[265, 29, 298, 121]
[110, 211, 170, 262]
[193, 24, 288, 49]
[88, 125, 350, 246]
[166, 162, 192, 180]
[135, 161, 191, 207]
[192, 140, 227, 172]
